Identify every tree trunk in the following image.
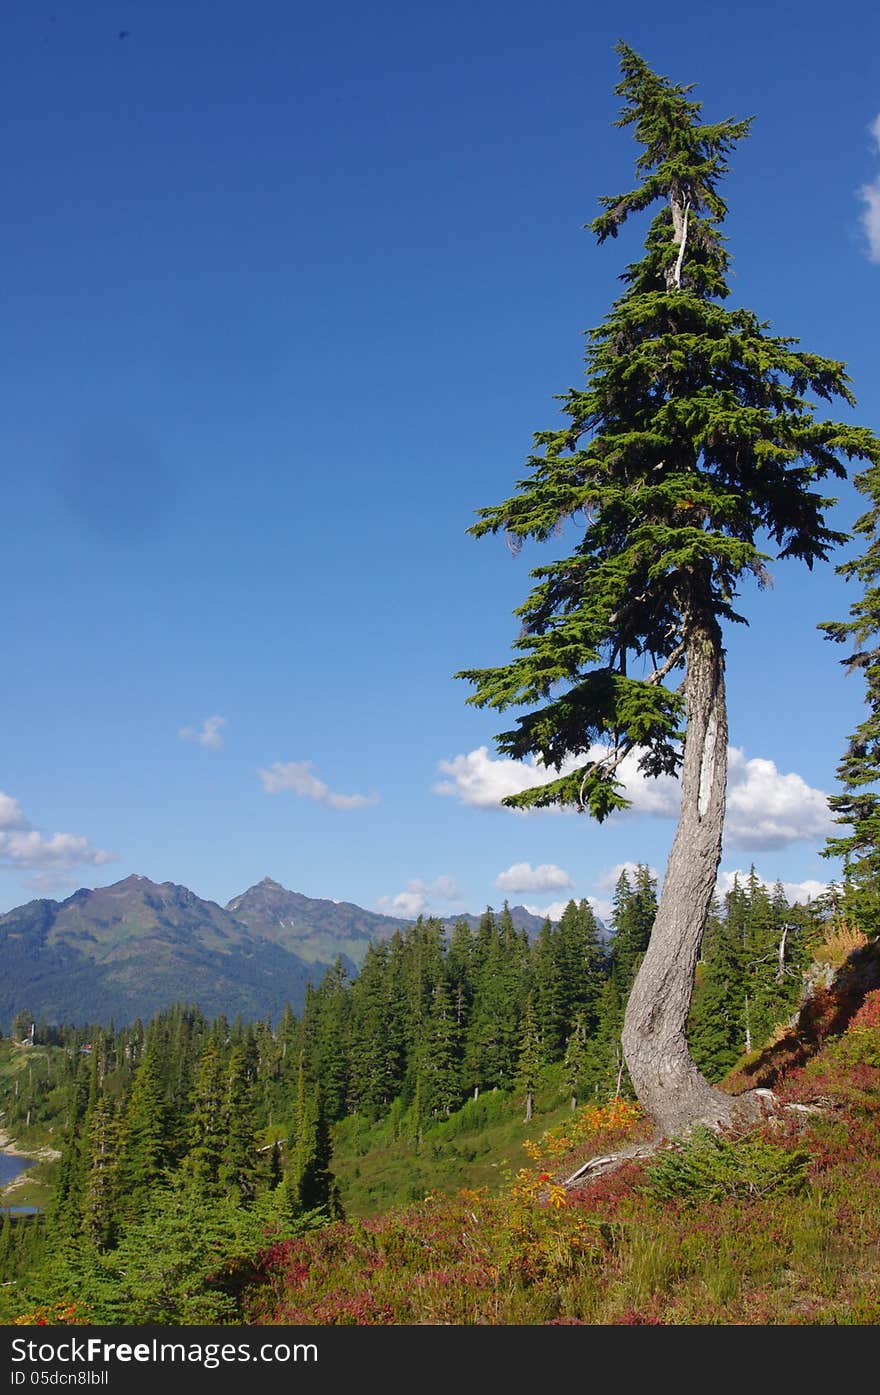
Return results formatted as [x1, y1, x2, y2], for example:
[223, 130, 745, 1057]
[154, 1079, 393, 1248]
[621, 614, 752, 1136]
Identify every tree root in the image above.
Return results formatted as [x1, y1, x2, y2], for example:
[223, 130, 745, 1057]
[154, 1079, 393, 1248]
[561, 1089, 835, 1191]
[563, 1138, 663, 1187]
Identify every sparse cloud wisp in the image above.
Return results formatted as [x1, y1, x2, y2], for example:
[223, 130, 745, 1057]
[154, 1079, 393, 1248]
[258, 760, 378, 810]
[179, 715, 228, 749]
[377, 875, 463, 919]
[857, 113, 880, 262]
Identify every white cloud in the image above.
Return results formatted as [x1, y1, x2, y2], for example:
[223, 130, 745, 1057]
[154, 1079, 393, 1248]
[586, 895, 614, 922]
[435, 744, 829, 850]
[258, 760, 378, 810]
[857, 113, 880, 263]
[522, 900, 573, 923]
[724, 748, 831, 850]
[377, 875, 463, 919]
[716, 868, 829, 906]
[433, 744, 678, 816]
[596, 860, 660, 890]
[0, 792, 115, 870]
[179, 714, 227, 749]
[379, 887, 428, 918]
[434, 746, 564, 810]
[495, 861, 573, 893]
[0, 794, 28, 830]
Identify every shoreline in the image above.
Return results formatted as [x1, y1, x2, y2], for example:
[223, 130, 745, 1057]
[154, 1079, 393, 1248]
[0, 1128, 33, 1159]
[0, 1128, 60, 1163]
[0, 1129, 57, 1205]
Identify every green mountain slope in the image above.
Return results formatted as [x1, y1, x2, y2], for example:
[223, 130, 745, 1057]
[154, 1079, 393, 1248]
[0, 875, 315, 1028]
[226, 877, 402, 966]
[0, 874, 567, 1031]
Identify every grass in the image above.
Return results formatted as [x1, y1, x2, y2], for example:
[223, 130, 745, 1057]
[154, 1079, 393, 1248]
[332, 1068, 585, 1216]
[812, 920, 868, 969]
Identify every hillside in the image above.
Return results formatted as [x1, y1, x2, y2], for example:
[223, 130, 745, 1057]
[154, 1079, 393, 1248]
[3, 931, 879, 1326]
[225, 877, 405, 965]
[240, 940, 880, 1325]
[226, 878, 560, 955]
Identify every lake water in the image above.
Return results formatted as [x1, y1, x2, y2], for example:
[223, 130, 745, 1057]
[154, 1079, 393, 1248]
[0, 1150, 32, 1188]
[1, 1151, 39, 1215]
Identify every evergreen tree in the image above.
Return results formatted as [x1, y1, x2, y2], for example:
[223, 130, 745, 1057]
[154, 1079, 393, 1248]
[418, 980, 463, 1120]
[582, 978, 629, 1101]
[558, 899, 605, 1038]
[299, 960, 350, 1122]
[284, 1067, 342, 1222]
[48, 1052, 91, 1240]
[821, 439, 880, 933]
[0, 1210, 13, 1275]
[563, 1011, 592, 1109]
[530, 918, 566, 1057]
[348, 941, 405, 1117]
[455, 43, 877, 1134]
[219, 1038, 259, 1205]
[115, 1033, 171, 1226]
[514, 999, 545, 1122]
[608, 866, 657, 994]
[184, 1045, 227, 1192]
[398, 917, 447, 1104]
[79, 1097, 120, 1251]
[689, 890, 747, 1078]
[445, 917, 476, 1026]
[462, 911, 525, 1094]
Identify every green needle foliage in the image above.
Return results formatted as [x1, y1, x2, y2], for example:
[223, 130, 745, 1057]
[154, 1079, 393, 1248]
[642, 1126, 810, 1205]
[456, 42, 878, 823]
[821, 458, 880, 933]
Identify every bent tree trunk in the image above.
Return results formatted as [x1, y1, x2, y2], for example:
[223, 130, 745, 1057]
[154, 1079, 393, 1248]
[621, 614, 750, 1137]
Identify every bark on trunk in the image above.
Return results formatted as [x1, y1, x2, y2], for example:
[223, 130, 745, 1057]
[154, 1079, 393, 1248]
[665, 190, 690, 291]
[621, 614, 753, 1136]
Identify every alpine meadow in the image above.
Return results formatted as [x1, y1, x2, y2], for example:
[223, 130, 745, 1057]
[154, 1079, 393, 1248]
[3, 27, 880, 1340]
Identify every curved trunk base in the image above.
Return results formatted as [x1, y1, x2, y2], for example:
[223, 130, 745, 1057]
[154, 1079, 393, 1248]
[621, 615, 736, 1140]
[622, 1029, 773, 1138]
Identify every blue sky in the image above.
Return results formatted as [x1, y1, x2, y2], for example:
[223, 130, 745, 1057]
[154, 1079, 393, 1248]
[2, 0, 879, 923]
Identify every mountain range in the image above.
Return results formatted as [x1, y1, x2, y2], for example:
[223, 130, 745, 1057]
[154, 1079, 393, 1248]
[0, 874, 555, 1030]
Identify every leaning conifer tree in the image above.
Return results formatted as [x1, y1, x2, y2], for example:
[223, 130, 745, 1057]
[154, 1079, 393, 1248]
[457, 43, 879, 1137]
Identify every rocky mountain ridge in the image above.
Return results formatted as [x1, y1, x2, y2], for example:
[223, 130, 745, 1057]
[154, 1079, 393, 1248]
[0, 874, 562, 1029]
